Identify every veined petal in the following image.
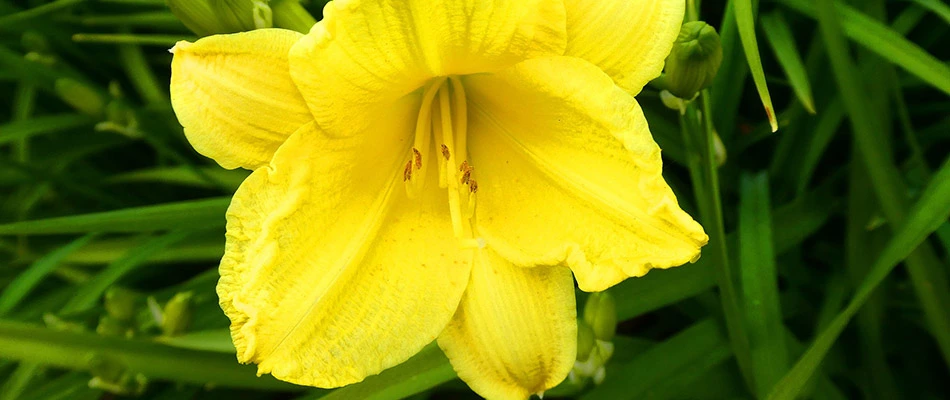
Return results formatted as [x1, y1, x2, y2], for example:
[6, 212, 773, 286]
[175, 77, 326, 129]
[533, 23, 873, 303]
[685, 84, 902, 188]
[219, 102, 472, 387]
[465, 56, 708, 292]
[170, 29, 313, 170]
[564, 0, 685, 95]
[288, 0, 566, 138]
[438, 249, 576, 400]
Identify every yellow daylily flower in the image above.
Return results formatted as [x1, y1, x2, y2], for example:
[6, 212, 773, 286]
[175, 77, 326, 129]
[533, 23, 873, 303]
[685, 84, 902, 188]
[169, 1, 708, 399]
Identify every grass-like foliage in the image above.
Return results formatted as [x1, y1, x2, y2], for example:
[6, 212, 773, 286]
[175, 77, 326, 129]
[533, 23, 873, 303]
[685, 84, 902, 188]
[1, 0, 949, 399]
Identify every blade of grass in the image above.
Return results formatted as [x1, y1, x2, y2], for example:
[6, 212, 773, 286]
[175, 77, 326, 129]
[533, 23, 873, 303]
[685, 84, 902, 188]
[844, 156, 900, 400]
[581, 319, 730, 400]
[814, 0, 950, 368]
[735, 0, 778, 131]
[795, 98, 844, 194]
[910, 0, 950, 24]
[0, 234, 97, 316]
[767, 155, 950, 399]
[0, 197, 230, 235]
[779, 0, 950, 96]
[72, 33, 193, 46]
[0, 114, 96, 146]
[739, 172, 789, 397]
[311, 343, 455, 400]
[60, 230, 194, 313]
[0, 320, 298, 390]
[155, 329, 235, 353]
[761, 12, 816, 114]
[0, 362, 41, 400]
[711, 0, 748, 143]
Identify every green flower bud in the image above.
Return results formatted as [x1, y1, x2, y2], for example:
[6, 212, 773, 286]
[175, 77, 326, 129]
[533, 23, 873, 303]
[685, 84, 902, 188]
[576, 321, 596, 361]
[161, 292, 193, 337]
[583, 292, 617, 341]
[166, 0, 273, 37]
[664, 21, 723, 99]
[54, 78, 105, 117]
[104, 288, 139, 322]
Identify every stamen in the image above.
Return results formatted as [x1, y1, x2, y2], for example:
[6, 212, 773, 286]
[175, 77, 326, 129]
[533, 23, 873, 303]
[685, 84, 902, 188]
[404, 78, 446, 198]
[449, 77, 468, 166]
[439, 84, 468, 238]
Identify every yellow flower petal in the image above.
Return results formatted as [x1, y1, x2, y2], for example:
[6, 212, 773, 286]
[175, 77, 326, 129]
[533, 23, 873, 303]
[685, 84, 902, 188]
[438, 249, 576, 400]
[170, 29, 313, 170]
[464, 56, 708, 292]
[288, 0, 566, 138]
[219, 112, 472, 387]
[564, 0, 685, 95]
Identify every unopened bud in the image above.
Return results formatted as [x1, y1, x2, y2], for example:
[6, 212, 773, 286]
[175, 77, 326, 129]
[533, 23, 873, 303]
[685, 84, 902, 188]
[664, 21, 723, 99]
[166, 0, 273, 37]
[583, 292, 617, 341]
[161, 292, 193, 337]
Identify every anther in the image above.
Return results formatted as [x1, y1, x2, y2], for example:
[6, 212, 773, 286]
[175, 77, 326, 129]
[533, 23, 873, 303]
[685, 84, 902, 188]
[413, 148, 422, 169]
[403, 160, 413, 181]
[469, 179, 478, 193]
[441, 144, 450, 160]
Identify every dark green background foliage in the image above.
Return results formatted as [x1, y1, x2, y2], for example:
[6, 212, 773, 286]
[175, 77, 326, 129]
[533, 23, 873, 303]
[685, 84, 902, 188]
[0, 0, 949, 399]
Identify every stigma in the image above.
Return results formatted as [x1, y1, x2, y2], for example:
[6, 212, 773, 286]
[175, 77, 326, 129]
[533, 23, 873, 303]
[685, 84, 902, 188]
[404, 76, 481, 245]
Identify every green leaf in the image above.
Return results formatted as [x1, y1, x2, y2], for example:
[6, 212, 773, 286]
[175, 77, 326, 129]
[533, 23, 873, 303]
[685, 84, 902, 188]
[735, 0, 778, 131]
[0, 362, 41, 400]
[0, 114, 95, 146]
[0, 197, 230, 235]
[107, 166, 248, 190]
[305, 343, 455, 400]
[0, 320, 298, 390]
[60, 230, 194, 314]
[739, 172, 789, 397]
[780, 0, 950, 96]
[795, 98, 845, 193]
[761, 11, 816, 114]
[581, 319, 732, 399]
[911, 0, 950, 24]
[0, 234, 97, 316]
[767, 155, 950, 399]
[155, 329, 236, 353]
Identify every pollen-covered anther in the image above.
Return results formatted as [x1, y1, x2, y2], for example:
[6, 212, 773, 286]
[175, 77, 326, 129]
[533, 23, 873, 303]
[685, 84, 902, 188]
[441, 144, 450, 160]
[412, 148, 422, 169]
[469, 179, 478, 193]
[459, 161, 473, 185]
[403, 160, 413, 181]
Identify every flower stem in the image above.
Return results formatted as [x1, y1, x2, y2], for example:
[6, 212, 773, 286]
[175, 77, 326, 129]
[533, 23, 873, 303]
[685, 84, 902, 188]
[679, 91, 755, 392]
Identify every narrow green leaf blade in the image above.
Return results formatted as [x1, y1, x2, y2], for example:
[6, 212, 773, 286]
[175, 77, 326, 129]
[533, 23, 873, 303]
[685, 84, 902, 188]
[735, 0, 778, 131]
[0, 197, 230, 235]
[761, 11, 816, 113]
[306, 344, 456, 400]
[739, 172, 789, 397]
[61, 230, 194, 313]
[768, 155, 950, 399]
[0, 234, 97, 316]
[780, 0, 950, 96]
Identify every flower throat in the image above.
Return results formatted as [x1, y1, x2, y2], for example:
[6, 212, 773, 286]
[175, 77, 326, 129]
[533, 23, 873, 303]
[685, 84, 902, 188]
[404, 77, 484, 249]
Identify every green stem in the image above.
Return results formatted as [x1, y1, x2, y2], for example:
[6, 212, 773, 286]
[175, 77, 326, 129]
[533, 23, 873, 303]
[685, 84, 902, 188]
[0, 320, 298, 391]
[679, 92, 755, 392]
